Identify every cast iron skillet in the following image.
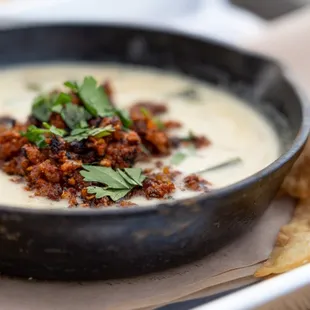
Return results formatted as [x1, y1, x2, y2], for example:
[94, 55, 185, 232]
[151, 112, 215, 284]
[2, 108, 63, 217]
[0, 24, 308, 280]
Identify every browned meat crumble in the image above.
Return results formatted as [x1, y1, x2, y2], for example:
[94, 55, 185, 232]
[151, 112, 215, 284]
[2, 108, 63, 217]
[0, 78, 211, 208]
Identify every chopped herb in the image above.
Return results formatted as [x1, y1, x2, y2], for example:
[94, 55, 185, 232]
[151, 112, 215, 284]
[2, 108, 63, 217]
[123, 168, 146, 186]
[64, 80, 79, 92]
[81, 165, 130, 188]
[32, 92, 71, 122]
[60, 102, 92, 130]
[181, 130, 195, 142]
[21, 123, 66, 148]
[79, 120, 89, 129]
[31, 95, 53, 122]
[51, 104, 63, 114]
[140, 107, 164, 130]
[42, 122, 67, 137]
[170, 152, 187, 165]
[80, 165, 146, 201]
[115, 109, 133, 128]
[154, 118, 165, 130]
[140, 107, 150, 118]
[32, 77, 132, 132]
[87, 187, 132, 201]
[51, 92, 72, 112]
[79, 76, 113, 117]
[65, 77, 133, 129]
[196, 157, 242, 174]
[64, 125, 114, 142]
[21, 125, 48, 148]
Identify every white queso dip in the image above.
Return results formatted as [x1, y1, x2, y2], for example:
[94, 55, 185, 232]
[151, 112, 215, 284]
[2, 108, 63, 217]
[0, 64, 281, 209]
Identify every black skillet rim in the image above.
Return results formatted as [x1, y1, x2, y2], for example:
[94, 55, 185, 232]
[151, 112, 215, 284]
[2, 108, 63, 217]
[0, 22, 308, 216]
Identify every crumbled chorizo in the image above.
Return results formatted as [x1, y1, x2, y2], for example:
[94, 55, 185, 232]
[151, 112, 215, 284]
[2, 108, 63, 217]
[163, 120, 182, 129]
[0, 79, 211, 208]
[183, 174, 211, 192]
[130, 102, 167, 116]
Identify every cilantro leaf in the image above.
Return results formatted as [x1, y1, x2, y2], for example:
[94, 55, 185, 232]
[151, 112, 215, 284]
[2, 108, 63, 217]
[140, 107, 150, 118]
[80, 166, 146, 201]
[22, 123, 66, 148]
[115, 109, 133, 128]
[89, 126, 115, 138]
[81, 165, 131, 189]
[79, 76, 112, 117]
[42, 122, 66, 137]
[87, 187, 132, 201]
[170, 152, 187, 165]
[154, 118, 165, 130]
[124, 168, 146, 186]
[139, 107, 164, 130]
[32, 77, 133, 131]
[117, 169, 136, 187]
[64, 77, 133, 129]
[21, 125, 48, 148]
[31, 95, 52, 122]
[50, 126, 66, 137]
[64, 125, 114, 142]
[51, 92, 72, 113]
[32, 92, 71, 122]
[64, 80, 79, 92]
[60, 102, 92, 130]
[182, 130, 195, 142]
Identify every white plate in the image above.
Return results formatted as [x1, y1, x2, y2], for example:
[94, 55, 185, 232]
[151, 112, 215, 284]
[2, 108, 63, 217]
[195, 264, 310, 310]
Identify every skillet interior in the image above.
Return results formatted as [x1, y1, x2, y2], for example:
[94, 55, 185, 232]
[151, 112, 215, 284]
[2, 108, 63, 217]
[0, 24, 307, 280]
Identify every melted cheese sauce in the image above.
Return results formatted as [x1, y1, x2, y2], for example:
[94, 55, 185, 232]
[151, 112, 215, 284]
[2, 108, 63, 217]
[0, 64, 281, 209]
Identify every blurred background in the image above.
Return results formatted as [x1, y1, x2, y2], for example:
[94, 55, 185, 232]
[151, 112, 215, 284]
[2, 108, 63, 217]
[0, 0, 309, 45]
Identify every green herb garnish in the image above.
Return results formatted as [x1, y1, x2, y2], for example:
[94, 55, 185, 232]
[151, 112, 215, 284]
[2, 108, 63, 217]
[115, 109, 133, 128]
[64, 125, 115, 142]
[60, 102, 92, 130]
[140, 107, 165, 130]
[80, 165, 146, 201]
[32, 76, 132, 130]
[65, 77, 132, 129]
[21, 124, 66, 148]
[51, 92, 72, 113]
[170, 152, 187, 165]
[78, 76, 113, 117]
[87, 187, 134, 202]
[181, 130, 195, 142]
[140, 107, 150, 118]
[64, 80, 79, 92]
[42, 122, 67, 137]
[154, 118, 165, 130]
[31, 95, 53, 122]
[31, 92, 71, 122]
[21, 125, 48, 148]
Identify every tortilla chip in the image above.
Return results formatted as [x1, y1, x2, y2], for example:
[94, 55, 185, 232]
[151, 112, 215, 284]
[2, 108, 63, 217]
[255, 198, 310, 277]
[282, 137, 310, 199]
